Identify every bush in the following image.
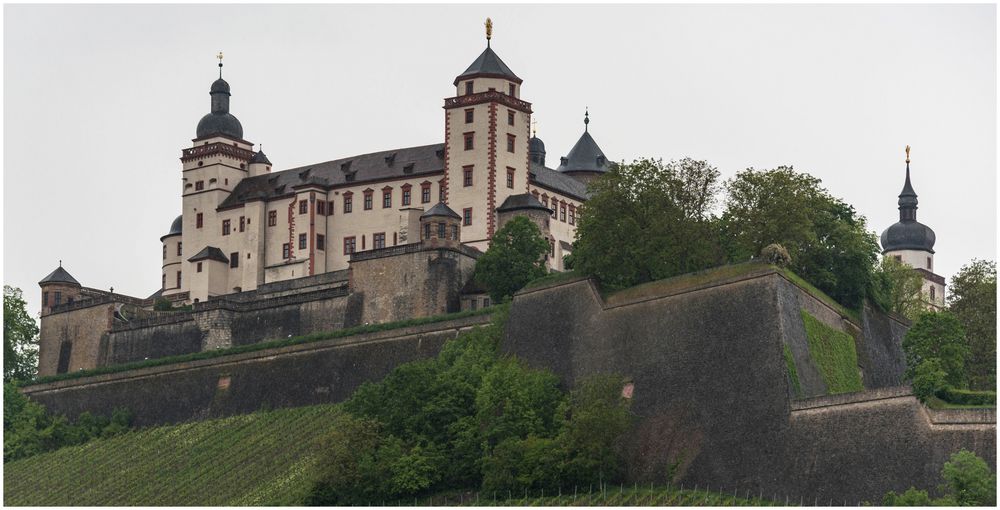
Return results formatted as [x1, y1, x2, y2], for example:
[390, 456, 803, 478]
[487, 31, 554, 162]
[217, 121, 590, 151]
[935, 387, 996, 406]
[760, 243, 791, 267]
[911, 360, 947, 401]
[473, 216, 549, 303]
[153, 298, 172, 311]
[903, 312, 969, 390]
[882, 487, 933, 506]
[940, 450, 996, 506]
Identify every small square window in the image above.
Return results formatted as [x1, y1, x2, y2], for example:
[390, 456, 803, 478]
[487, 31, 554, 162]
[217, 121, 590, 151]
[195, 181, 204, 191]
[465, 109, 474, 123]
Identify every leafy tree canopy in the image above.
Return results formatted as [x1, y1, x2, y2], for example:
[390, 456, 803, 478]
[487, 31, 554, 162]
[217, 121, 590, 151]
[720, 167, 881, 309]
[882, 449, 996, 506]
[947, 259, 996, 390]
[4, 286, 39, 383]
[870, 256, 925, 321]
[572, 158, 723, 290]
[902, 311, 969, 390]
[473, 216, 550, 303]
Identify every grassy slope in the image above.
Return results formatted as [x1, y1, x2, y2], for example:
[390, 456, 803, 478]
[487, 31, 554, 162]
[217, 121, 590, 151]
[418, 486, 780, 506]
[3, 404, 342, 506]
[800, 310, 864, 394]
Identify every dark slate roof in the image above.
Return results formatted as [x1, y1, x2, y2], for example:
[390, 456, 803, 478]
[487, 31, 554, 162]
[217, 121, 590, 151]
[559, 240, 574, 251]
[39, 266, 80, 286]
[881, 221, 936, 253]
[188, 246, 231, 263]
[197, 112, 243, 140]
[249, 150, 272, 165]
[167, 215, 182, 236]
[497, 193, 551, 213]
[529, 136, 545, 154]
[421, 202, 461, 219]
[147, 288, 164, 300]
[219, 143, 446, 209]
[530, 162, 590, 201]
[454, 47, 522, 85]
[556, 131, 610, 175]
[210, 78, 231, 94]
[897, 165, 918, 209]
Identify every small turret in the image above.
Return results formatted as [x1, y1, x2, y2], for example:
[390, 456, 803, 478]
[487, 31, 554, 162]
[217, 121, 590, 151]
[557, 109, 611, 185]
[39, 262, 81, 315]
[248, 148, 272, 177]
[420, 202, 462, 248]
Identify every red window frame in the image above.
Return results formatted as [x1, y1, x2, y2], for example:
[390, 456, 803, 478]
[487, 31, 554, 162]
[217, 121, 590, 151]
[507, 134, 515, 153]
[421, 183, 431, 203]
[463, 208, 472, 226]
[401, 185, 412, 206]
[343, 193, 353, 213]
[506, 167, 514, 189]
[382, 188, 392, 208]
[268, 210, 277, 226]
[363, 190, 373, 210]
[373, 232, 386, 249]
[299, 201, 308, 214]
[317, 201, 326, 216]
[463, 166, 474, 187]
[465, 108, 474, 123]
[464, 132, 474, 151]
[507, 110, 515, 126]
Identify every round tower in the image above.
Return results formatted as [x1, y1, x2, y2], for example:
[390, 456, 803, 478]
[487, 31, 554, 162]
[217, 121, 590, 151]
[160, 215, 183, 295]
[880, 146, 945, 308]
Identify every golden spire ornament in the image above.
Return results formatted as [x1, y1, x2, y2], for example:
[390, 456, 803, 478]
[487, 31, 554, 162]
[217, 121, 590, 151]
[905, 145, 911, 164]
[485, 18, 493, 47]
[217, 51, 224, 78]
[532, 118, 538, 138]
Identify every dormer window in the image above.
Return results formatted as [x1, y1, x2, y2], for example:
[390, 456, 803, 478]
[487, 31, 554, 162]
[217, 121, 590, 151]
[385, 154, 396, 166]
[403, 163, 414, 174]
[465, 81, 473, 95]
[560, 157, 569, 166]
[345, 173, 355, 182]
[597, 156, 606, 166]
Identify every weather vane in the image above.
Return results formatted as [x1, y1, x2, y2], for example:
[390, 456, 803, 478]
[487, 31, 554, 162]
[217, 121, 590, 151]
[584, 107, 589, 132]
[485, 18, 493, 47]
[532, 118, 538, 138]
[217, 51, 224, 78]
[905, 145, 910, 164]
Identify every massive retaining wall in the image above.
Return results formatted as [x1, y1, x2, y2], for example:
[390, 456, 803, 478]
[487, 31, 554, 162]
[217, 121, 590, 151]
[22, 314, 492, 427]
[503, 266, 994, 504]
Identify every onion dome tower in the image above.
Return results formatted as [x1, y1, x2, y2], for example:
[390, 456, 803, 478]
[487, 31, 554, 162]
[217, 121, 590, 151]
[557, 109, 610, 184]
[879, 146, 945, 309]
[529, 121, 546, 166]
[195, 54, 244, 140]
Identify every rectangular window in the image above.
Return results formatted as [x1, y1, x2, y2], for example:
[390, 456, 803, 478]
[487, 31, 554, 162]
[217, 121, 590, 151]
[299, 201, 308, 214]
[927, 257, 932, 270]
[195, 181, 204, 191]
[362, 235, 366, 250]
[560, 204, 567, 222]
[463, 166, 474, 187]
[463, 208, 472, 226]
[317, 234, 325, 251]
[465, 108, 474, 123]
[424, 222, 431, 240]
[402, 188, 411, 206]
[437, 223, 446, 238]
[451, 224, 459, 240]
[176, 271, 182, 288]
[177, 242, 182, 256]
[439, 183, 446, 202]
[344, 194, 353, 213]
[161, 275, 165, 290]
[162, 245, 167, 260]
[268, 210, 277, 226]
[282, 243, 291, 259]
[470, 299, 477, 311]
[382, 190, 392, 208]
[569, 207, 576, 225]
[196, 213, 203, 228]
[465, 81, 473, 95]
[328, 201, 335, 215]
[484, 297, 491, 308]
[317, 201, 326, 216]
[508, 83, 515, 96]
[551, 200, 558, 218]
[54, 291, 62, 306]
[299, 233, 307, 250]
[507, 134, 515, 153]
[507, 110, 515, 126]
[421, 184, 431, 203]
[239, 216, 245, 232]
[549, 238, 555, 257]
[343, 236, 356, 255]
[222, 219, 231, 235]
[464, 132, 474, 151]
[374, 232, 386, 249]
[230, 252, 239, 268]
[363, 191, 373, 210]
[197, 261, 203, 272]
[506, 167, 514, 189]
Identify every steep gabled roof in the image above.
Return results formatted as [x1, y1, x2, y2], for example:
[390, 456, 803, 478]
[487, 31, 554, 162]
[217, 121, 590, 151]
[454, 47, 522, 85]
[556, 131, 610, 175]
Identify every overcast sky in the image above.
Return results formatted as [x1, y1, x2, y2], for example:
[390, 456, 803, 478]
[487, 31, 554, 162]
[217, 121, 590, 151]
[4, 3, 996, 320]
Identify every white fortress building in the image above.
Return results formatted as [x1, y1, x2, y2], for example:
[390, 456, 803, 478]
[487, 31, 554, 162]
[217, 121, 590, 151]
[153, 26, 602, 304]
[879, 147, 946, 310]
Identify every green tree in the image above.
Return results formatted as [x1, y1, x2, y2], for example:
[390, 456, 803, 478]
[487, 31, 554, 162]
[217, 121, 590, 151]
[871, 257, 925, 321]
[474, 216, 550, 303]
[559, 374, 633, 488]
[475, 358, 564, 451]
[940, 449, 997, 506]
[947, 259, 996, 390]
[572, 158, 723, 290]
[4, 286, 39, 382]
[902, 311, 969, 390]
[910, 359, 947, 401]
[720, 167, 881, 309]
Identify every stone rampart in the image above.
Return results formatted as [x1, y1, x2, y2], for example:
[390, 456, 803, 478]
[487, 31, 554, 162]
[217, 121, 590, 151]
[503, 267, 994, 503]
[22, 314, 493, 427]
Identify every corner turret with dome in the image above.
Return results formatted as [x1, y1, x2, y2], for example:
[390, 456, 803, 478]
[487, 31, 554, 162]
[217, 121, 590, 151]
[879, 146, 946, 309]
[556, 109, 611, 185]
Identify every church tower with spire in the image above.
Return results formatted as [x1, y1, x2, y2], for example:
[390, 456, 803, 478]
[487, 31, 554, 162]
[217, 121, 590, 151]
[880, 146, 946, 309]
[443, 19, 533, 251]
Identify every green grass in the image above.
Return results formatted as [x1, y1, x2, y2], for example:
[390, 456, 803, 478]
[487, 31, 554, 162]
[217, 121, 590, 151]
[404, 485, 783, 506]
[523, 270, 585, 290]
[925, 395, 997, 410]
[800, 311, 864, 394]
[29, 306, 496, 386]
[3, 403, 344, 506]
[778, 269, 862, 324]
[783, 344, 802, 398]
[604, 262, 771, 306]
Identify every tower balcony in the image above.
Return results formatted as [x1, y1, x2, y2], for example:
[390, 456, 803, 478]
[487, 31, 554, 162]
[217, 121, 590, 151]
[444, 90, 532, 114]
[181, 142, 255, 163]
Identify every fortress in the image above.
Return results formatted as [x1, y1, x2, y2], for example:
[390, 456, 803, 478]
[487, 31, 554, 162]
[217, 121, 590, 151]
[20, 22, 989, 504]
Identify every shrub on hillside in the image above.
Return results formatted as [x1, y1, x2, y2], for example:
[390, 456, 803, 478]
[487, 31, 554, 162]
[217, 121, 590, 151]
[760, 243, 791, 267]
[881, 450, 995, 506]
[910, 360, 947, 402]
[473, 216, 550, 303]
[903, 311, 969, 393]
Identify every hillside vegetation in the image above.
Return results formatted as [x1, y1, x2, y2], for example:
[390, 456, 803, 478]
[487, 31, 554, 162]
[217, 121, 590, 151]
[3, 404, 340, 506]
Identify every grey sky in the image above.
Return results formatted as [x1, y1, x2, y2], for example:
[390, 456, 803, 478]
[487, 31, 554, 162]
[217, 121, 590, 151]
[4, 3, 996, 320]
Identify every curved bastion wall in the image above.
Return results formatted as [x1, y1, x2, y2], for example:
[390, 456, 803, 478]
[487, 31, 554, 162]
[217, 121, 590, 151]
[502, 267, 994, 504]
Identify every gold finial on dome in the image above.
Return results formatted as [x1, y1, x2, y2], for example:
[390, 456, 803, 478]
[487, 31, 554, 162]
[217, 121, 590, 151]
[905, 145, 911, 164]
[532, 118, 538, 138]
[485, 18, 493, 47]
[217, 51, 224, 78]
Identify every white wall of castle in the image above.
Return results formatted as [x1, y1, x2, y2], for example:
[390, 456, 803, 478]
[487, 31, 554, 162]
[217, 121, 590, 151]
[884, 249, 946, 309]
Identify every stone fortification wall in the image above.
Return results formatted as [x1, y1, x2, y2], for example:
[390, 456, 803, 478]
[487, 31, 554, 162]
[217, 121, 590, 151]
[22, 314, 492, 427]
[503, 267, 994, 503]
[38, 302, 113, 376]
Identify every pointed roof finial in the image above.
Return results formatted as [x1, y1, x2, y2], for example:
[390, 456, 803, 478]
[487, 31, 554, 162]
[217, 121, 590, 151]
[59, 259, 62, 267]
[905, 144, 911, 165]
[485, 18, 493, 48]
[217, 51, 224, 78]
[584, 107, 590, 132]
[532, 118, 538, 138]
